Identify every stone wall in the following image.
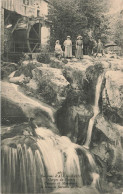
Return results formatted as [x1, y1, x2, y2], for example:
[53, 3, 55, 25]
[2, 0, 49, 18]
[41, 24, 50, 49]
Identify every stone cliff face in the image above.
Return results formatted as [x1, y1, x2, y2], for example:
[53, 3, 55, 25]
[1, 55, 123, 192]
[103, 71, 123, 120]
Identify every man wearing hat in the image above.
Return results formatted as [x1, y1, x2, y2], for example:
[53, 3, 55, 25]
[63, 36, 72, 58]
[76, 35, 83, 59]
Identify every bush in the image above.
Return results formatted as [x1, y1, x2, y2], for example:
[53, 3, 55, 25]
[37, 50, 50, 64]
[39, 82, 57, 104]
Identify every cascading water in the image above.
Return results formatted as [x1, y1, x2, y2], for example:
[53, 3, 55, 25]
[1, 127, 100, 194]
[84, 74, 104, 149]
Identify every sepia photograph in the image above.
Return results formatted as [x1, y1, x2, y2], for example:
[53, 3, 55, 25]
[1, 0, 123, 193]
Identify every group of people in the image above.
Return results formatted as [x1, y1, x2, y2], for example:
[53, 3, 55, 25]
[55, 35, 104, 59]
[55, 35, 83, 60]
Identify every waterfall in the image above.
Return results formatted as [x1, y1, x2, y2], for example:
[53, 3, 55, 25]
[84, 74, 104, 149]
[1, 127, 100, 194]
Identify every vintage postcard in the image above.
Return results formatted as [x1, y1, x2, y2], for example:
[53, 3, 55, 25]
[1, 0, 123, 193]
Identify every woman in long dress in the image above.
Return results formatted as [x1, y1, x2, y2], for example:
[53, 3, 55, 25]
[55, 40, 63, 59]
[63, 36, 72, 58]
[76, 35, 83, 59]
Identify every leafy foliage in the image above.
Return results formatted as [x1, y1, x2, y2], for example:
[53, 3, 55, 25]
[65, 87, 87, 106]
[114, 13, 123, 52]
[38, 81, 57, 104]
[37, 50, 50, 64]
[49, 0, 110, 53]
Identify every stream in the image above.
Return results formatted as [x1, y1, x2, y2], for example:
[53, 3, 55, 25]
[1, 127, 100, 193]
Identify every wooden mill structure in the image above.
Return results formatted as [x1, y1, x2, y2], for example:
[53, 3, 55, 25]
[1, 0, 51, 57]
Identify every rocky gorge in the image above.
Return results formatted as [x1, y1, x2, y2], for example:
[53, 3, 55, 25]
[1, 55, 123, 194]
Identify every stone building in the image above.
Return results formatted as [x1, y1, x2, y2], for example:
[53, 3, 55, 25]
[1, 0, 51, 56]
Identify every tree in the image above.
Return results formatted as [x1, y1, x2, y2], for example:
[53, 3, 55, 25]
[114, 12, 123, 53]
[49, 0, 110, 54]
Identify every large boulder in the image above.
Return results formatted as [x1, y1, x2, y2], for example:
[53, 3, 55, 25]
[9, 74, 30, 84]
[95, 60, 110, 70]
[95, 114, 121, 142]
[103, 71, 123, 119]
[8, 60, 48, 85]
[1, 123, 36, 140]
[32, 67, 69, 107]
[1, 81, 58, 133]
[50, 57, 94, 91]
[62, 59, 94, 88]
[26, 78, 39, 91]
[109, 59, 123, 71]
[1, 62, 18, 79]
[13, 60, 43, 78]
[91, 114, 123, 173]
[50, 57, 66, 69]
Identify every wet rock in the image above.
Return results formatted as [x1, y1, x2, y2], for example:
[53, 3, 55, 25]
[92, 139, 123, 172]
[9, 74, 30, 84]
[113, 123, 123, 138]
[1, 62, 18, 79]
[57, 104, 93, 143]
[91, 141, 111, 162]
[50, 57, 65, 68]
[14, 60, 43, 79]
[104, 71, 123, 119]
[26, 79, 39, 91]
[1, 81, 58, 133]
[1, 123, 33, 140]
[22, 60, 49, 68]
[50, 57, 94, 90]
[32, 67, 69, 107]
[95, 60, 110, 70]
[1, 96, 27, 125]
[84, 63, 104, 104]
[9, 71, 16, 78]
[92, 114, 123, 170]
[62, 59, 94, 96]
[109, 59, 123, 71]
[95, 114, 120, 142]
[21, 60, 32, 66]
[63, 63, 86, 88]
